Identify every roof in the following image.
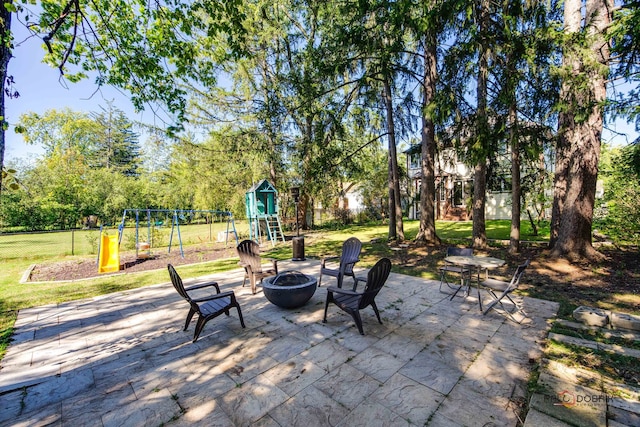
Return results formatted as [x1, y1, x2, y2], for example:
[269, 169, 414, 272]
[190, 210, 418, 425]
[403, 144, 421, 155]
[246, 179, 277, 194]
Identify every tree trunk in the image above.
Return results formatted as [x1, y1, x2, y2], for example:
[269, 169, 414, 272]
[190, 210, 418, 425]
[298, 192, 310, 230]
[388, 152, 396, 240]
[300, 116, 314, 230]
[550, 0, 611, 260]
[416, 39, 440, 245]
[536, 151, 547, 222]
[472, 161, 487, 248]
[0, 5, 12, 194]
[510, 112, 521, 254]
[550, 0, 581, 248]
[472, 0, 490, 249]
[383, 74, 404, 241]
[507, 51, 521, 254]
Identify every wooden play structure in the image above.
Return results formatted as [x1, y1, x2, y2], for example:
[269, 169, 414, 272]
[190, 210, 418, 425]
[245, 179, 285, 246]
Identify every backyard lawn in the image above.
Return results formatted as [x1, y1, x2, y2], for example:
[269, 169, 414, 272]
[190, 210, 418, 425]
[1, 219, 638, 387]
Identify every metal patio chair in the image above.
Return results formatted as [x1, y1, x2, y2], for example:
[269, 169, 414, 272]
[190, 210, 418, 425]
[479, 259, 530, 322]
[439, 247, 473, 299]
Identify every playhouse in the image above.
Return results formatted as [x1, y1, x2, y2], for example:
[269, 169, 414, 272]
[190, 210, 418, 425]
[245, 179, 285, 246]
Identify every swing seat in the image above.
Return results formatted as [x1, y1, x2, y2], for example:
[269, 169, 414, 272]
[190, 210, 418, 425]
[137, 242, 151, 258]
[217, 231, 238, 243]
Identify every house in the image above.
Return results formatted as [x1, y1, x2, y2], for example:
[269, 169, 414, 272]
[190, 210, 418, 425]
[404, 145, 513, 221]
[312, 183, 366, 226]
[337, 183, 365, 212]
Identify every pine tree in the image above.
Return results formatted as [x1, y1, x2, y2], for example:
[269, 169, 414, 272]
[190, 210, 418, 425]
[550, 0, 612, 260]
[90, 103, 141, 177]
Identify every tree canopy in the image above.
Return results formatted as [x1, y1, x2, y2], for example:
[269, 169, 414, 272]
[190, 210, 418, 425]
[2, 0, 640, 260]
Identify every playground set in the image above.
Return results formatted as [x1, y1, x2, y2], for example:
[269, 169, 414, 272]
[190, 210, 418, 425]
[245, 179, 285, 247]
[97, 209, 238, 273]
[97, 180, 286, 273]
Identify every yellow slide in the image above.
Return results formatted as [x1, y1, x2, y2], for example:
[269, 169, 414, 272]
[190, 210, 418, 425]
[98, 232, 120, 273]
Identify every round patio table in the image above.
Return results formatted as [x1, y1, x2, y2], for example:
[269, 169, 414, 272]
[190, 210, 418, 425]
[444, 255, 505, 270]
[444, 255, 506, 308]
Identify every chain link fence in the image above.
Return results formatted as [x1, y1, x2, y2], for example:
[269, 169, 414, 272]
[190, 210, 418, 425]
[0, 221, 248, 262]
[0, 228, 114, 261]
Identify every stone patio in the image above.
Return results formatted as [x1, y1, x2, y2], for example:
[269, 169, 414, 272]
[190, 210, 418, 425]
[0, 259, 559, 426]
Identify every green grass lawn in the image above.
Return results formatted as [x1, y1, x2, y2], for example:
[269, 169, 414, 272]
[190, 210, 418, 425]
[0, 219, 551, 359]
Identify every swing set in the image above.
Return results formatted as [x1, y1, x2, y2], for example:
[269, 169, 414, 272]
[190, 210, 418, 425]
[117, 209, 238, 259]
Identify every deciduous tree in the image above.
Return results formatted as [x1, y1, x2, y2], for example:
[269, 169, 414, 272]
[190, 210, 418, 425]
[1, 0, 245, 192]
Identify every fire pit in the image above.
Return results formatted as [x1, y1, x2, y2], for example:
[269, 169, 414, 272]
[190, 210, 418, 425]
[262, 271, 317, 308]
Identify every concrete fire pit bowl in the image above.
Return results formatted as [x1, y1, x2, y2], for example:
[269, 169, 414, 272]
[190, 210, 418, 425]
[262, 271, 317, 309]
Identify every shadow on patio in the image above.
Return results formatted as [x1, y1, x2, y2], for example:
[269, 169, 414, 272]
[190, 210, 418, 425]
[0, 259, 558, 426]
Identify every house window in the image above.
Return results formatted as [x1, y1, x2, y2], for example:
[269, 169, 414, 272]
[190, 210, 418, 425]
[453, 181, 464, 206]
[409, 152, 420, 170]
[488, 174, 511, 193]
[437, 181, 446, 201]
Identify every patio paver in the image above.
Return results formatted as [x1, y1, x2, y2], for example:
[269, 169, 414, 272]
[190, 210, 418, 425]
[0, 259, 559, 426]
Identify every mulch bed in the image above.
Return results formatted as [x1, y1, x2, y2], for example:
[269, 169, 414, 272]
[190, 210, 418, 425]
[29, 244, 238, 282]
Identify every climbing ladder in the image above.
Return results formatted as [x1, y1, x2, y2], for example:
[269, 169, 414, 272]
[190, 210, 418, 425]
[249, 214, 285, 247]
[265, 215, 285, 245]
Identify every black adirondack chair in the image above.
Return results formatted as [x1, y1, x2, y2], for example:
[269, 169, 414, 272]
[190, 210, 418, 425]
[168, 264, 245, 342]
[323, 257, 392, 335]
[318, 237, 362, 290]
